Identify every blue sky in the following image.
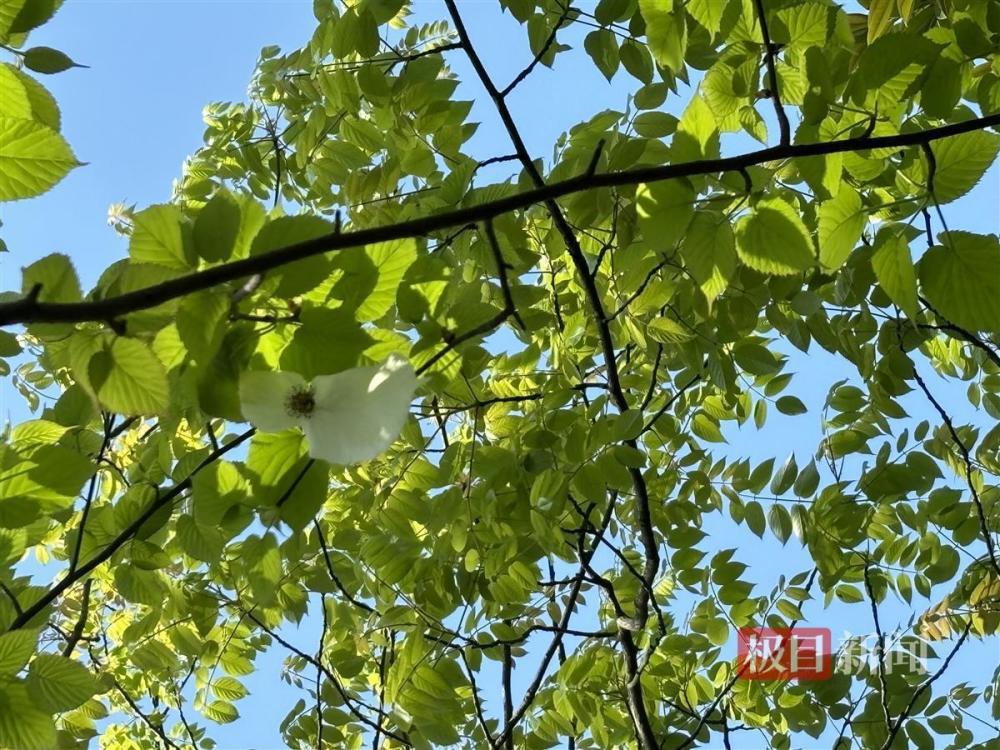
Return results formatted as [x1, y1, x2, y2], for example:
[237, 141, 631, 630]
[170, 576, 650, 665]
[3, 2, 999, 748]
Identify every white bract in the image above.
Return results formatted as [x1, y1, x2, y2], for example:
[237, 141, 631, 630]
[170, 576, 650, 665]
[239, 354, 417, 465]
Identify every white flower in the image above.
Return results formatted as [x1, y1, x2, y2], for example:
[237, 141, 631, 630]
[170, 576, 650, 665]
[239, 354, 417, 465]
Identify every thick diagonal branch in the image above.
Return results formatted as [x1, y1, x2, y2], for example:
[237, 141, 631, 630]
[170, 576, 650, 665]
[1, 115, 997, 328]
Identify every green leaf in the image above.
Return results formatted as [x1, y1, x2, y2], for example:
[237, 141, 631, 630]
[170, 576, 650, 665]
[648, 317, 694, 343]
[276, 460, 329, 532]
[194, 190, 243, 262]
[920, 57, 961, 120]
[0, 64, 33, 119]
[775, 396, 807, 415]
[687, 0, 735, 36]
[672, 94, 719, 163]
[211, 676, 248, 702]
[680, 210, 736, 304]
[919, 232, 1000, 333]
[88, 337, 169, 416]
[772, 2, 832, 51]
[640, 0, 687, 72]
[0, 116, 77, 201]
[793, 460, 820, 497]
[636, 178, 695, 253]
[192, 460, 249, 526]
[871, 228, 917, 319]
[26, 653, 98, 712]
[175, 514, 224, 563]
[279, 306, 372, 379]
[21, 253, 81, 302]
[251, 215, 334, 298]
[337, 238, 417, 322]
[0, 0, 26, 41]
[817, 185, 865, 271]
[834, 584, 864, 603]
[0, 682, 57, 750]
[204, 699, 240, 724]
[584, 29, 619, 81]
[867, 0, 895, 43]
[632, 111, 678, 138]
[22, 47, 82, 74]
[735, 197, 815, 275]
[853, 34, 938, 109]
[177, 291, 229, 364]
[129, 204, 192, 269]
[8, 66, 60, 130]
[745, 501, 766, 537]
[619, 38, 653, 84]
[768, 505, 793, 544]
[0, 629, 38, 676]
[925, 130, 1000, 205]
[692, 413, 725, 443]
[9, 0, 58, 35]
[771, 453, 798, 495]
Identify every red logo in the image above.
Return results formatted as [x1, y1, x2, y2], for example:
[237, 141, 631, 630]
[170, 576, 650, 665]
[736, 627, 833, 680]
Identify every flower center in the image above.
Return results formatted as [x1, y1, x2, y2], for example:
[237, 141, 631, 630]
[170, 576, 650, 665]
[285, 386, 316, 418]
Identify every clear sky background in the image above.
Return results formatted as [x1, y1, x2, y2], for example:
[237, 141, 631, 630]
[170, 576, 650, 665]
[2, 2, 999, 748]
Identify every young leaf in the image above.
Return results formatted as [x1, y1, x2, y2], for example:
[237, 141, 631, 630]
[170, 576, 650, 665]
[735, 197, 815, 275]
[817, 185, 865, 271]
[26, 653, 98, 712]
[0, 116, 77, 201]
[640, 0, 687, 72]
[919, 231, 1000, 332]
[871, 229, 918, 318]
[88, 337, 170, 416]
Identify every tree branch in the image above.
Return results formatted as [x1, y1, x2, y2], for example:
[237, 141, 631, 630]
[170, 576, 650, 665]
[0, 115, 995, 327]
[862, 563, 892, 735]
[7, 428, 256, 632]
[876, 621, 972, 750]
[751, 0, 790, 146]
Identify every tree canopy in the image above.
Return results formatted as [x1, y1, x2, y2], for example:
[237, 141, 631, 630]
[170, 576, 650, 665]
[1, 0, 999, 748]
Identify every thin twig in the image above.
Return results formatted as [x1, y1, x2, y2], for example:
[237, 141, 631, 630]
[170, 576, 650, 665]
[876, 621, 972, 750]
[751, 0, 790, 146]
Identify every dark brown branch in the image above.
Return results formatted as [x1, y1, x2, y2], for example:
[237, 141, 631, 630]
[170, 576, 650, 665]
[70, 414, 116, 575]
[459, 649, 496, 748]
[501, 4, 570, 97]
[0, 580, 23, 617]
[494, 500, 617, 748]
[316, 593, 327, 750]
[862, 563, 891, 735]
[275, 458, 316, 508]
[1, 114, 997, 327]
[61, 579, 93, 657]
[111, 677, 180, 750]
[502, 643, 515, 750]
[8, 428, 255, 632]
[416, 307, 513, 376]
[918, 294, 1000, 368]
[241, 608, 412, 746]
[286, 41, 462, 78]
[313, 521, 376, 614]
[876, 621, 972, 750]
[641, 369, 703, 435]
[751, 0, 790, 146]
[483, 220, 527, 330]
[674, 569, 818, 750]
[909, 365, 1000, 579]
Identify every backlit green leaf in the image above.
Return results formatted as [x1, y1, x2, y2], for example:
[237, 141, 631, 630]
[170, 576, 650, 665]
[0, 117, 76, 201]
[736, 197, 815, 275]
